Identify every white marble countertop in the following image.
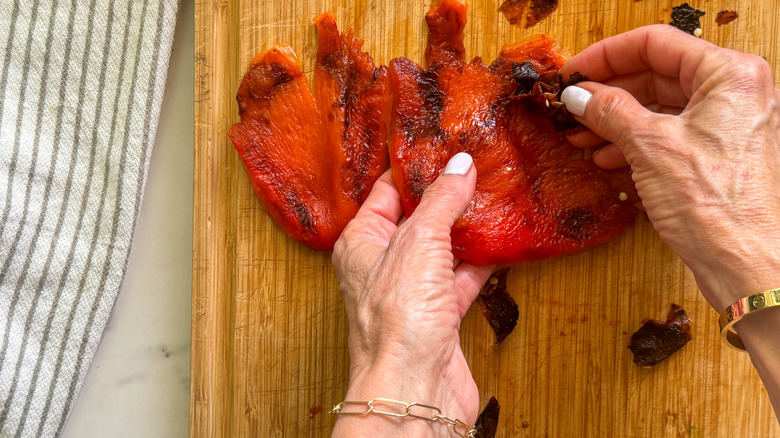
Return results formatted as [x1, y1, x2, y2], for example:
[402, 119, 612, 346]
[60, 1, 193, 437]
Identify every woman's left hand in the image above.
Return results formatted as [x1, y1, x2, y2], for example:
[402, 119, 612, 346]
[331, 153, 494, 437]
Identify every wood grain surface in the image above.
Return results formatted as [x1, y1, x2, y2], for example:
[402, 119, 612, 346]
[192, 0, 780, 436]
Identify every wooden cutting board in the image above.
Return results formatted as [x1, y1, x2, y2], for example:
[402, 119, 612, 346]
[192, 0, 780, 436]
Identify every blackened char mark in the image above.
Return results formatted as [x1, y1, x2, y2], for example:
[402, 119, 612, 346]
[286, 192, 313, 230]
[349, 156, 369, 202]
[320, 51, 341, 72]
[340, 68, 369, 139]
[269, 63, 294, 87]
[559, 208, 598, 240]
[399, 66, 446, 143]
[238, 62, 296, 116]
[342, 68, 385, 203]
[343, 125, 375, 203]
[417, 68, 446, 139]
[321, 51, 352, 112]
[408, 168, 428, 200]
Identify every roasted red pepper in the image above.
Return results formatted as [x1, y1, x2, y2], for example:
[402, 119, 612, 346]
[231, 2, 637, 263]
[388, 0, 637, 265]
[229, 13, 389, 251]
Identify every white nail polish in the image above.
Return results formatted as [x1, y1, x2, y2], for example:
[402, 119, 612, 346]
[443, 152, 473, 175]
[560, 85, 592, 117]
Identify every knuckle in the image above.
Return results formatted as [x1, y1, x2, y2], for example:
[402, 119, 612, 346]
[429, 180, 462, 203]
[718, 52, 771, 87]
[598, 90, 624, 117]
[398, 218, 447, 249]
[649, 23, 680, 38]
[402, 219, 436, 242]
[414, 180, 467, 218]
[594, 90, 626, 129]
[643, 116, 667, 136]
[332, 236, 345, 259]
[735, 55, 769, 83]
[332, 224, 357, 261]
[331, 239, 346, 267]
[741, 55, 772, 81]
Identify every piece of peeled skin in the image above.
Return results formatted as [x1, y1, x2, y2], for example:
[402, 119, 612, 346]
[629, 304, 692, 366]
[478, 268, 519, 344]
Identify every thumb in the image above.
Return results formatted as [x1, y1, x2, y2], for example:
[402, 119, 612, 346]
[412, 152, 477, 228]
[561, 82, 660, 150]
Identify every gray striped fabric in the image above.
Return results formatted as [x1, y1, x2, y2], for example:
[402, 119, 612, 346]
[0, 0, 179, 436]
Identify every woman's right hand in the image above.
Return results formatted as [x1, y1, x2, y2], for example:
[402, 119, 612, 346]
[559, 24, 780, 314]
[559, 25, 780, 421]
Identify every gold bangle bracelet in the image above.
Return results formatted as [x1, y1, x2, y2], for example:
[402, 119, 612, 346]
[719, 288, 780, 351]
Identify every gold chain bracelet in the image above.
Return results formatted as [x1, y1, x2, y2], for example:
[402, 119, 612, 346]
[719, 287, 780, 351]
[330, 397, 477, 437]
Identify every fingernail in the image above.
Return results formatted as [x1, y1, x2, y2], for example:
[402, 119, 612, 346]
[443, 152, 473, 175]
[560, 85, 592, 117]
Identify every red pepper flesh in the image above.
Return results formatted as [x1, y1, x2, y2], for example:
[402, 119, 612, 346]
[388, 0, 637, 265]
[229, 13, 389, 251]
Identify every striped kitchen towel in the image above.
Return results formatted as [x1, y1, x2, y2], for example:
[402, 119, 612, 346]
[0, 0, 179, 436]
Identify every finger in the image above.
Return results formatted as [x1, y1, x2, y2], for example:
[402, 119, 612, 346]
[560, 82, 663, 150]
[453, 256, 463, 269]
[339, 170, 404, 250]
[561, 24, 715, 98]
[353, 170, 404, 225]
[566, 129, 607, 149]
[454, 262, 495, 318]
[603, 70, 690, 108]
[592, 144, 629, 169]
[412, 152, 477, 228]
[644, 103, 684, 116]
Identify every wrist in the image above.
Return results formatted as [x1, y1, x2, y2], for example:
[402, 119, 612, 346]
[345, 354, 444, 410]
[690, 257, 780, 314]
[345, 329, 457, 402]
[333, 354, 475, 438]
[733, 304, 780, 343]
[670, 214, 780, 313]
[730, 306, 780, 417]
[333, 361, 459, 438]
[332, 407, 446, 438]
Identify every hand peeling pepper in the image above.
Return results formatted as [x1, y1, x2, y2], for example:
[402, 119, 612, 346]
[230, 1, 638, 264]
[389, 0, 637, 265]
